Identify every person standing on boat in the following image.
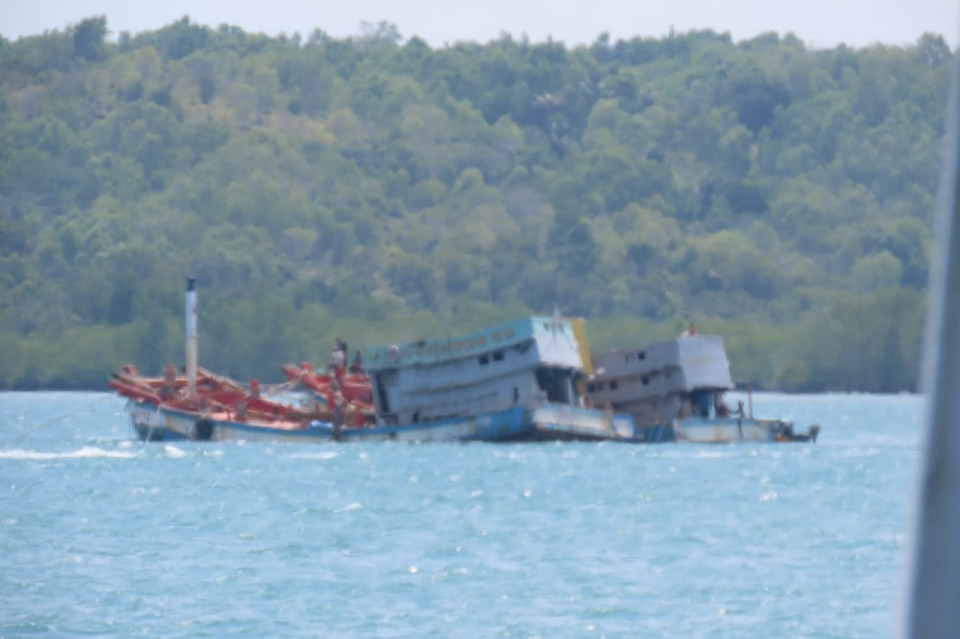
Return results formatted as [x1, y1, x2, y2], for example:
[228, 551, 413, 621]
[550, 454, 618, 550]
[680, 322, 698, 338]
[332, 337, 348, 382]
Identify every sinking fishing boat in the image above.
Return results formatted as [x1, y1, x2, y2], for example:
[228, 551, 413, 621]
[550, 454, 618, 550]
[585, 334, 820, 443]
[345, 314, 639, 442]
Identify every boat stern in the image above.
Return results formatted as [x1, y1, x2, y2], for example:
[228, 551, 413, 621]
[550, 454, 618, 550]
[128, 400, 194, 441]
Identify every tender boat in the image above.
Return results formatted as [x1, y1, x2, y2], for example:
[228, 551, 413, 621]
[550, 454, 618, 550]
[111, 279, 366, 442]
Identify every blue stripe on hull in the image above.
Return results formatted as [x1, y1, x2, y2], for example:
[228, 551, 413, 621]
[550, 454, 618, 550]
[336, 406, 534, 442]
[208, 406, 534, 443]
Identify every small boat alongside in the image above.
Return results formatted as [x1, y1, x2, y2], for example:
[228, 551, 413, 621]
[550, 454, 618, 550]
[585, 333, 820, 443]
[111, 279, 346, 443]
[110, 361, 352, 442]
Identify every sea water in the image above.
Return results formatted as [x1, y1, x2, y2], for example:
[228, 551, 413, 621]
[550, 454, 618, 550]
[0, 391, 924, 638]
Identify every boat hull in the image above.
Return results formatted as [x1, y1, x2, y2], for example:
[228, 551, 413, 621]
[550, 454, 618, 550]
[127, 400, 636, 444]
[129, 401, 195, 441]
[312, 404, 638, 443]
[673, 416, 788, 443]
[527, 404, 640, 441]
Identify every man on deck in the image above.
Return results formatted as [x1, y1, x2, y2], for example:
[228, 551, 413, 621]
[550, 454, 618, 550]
[332, 337, 348, 382]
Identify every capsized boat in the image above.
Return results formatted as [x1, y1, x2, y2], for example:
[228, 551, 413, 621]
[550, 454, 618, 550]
[585, 334, 820, 443]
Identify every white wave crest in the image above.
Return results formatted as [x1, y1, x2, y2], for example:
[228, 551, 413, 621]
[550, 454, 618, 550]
[163, 445, 188, 458]
[288, 451, 339, 460]
[0, 446, 135, 460]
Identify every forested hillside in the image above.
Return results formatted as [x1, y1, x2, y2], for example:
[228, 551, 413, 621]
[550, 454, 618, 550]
[0, 17, 950, 391]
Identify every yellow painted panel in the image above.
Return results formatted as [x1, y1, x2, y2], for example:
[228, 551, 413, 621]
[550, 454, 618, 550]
[568, 317, 594, 375]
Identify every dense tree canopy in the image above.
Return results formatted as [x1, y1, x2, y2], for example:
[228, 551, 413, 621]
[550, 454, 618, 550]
[0, 18, 950, 392]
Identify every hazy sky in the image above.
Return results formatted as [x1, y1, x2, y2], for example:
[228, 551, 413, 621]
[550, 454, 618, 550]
[2, 0, 958, 49]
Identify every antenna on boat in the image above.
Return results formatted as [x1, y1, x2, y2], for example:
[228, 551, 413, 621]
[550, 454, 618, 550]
[901, 45, 960, 638]
[185, 277, 198, 397]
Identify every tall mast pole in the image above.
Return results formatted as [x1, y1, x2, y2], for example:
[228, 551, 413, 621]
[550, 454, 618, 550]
[185, 277, 198, 397]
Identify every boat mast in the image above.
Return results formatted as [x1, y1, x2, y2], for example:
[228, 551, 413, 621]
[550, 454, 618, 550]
[902, 51, 960, 637]
[185, 277, 198, 397]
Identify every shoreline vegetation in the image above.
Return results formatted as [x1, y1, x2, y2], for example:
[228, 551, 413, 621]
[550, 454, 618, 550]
[0, 18, 946, 393]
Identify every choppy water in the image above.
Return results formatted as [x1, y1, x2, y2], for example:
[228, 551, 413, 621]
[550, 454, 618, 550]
[0, 391, 925, 637]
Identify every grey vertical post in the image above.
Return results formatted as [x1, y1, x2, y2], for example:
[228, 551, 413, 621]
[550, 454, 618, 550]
[185, 277, 198, 396]
[902, 50, 960, 638]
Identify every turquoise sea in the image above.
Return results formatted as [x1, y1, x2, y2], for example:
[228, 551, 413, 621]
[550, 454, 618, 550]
[1, 391, 925, 637]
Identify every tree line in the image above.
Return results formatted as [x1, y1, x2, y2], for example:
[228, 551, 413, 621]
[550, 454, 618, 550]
[0, 17, 950, 391]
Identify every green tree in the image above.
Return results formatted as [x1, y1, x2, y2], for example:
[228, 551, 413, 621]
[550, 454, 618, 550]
[72, 16, 107, 61]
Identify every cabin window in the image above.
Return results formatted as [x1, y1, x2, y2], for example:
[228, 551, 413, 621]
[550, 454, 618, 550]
[610, 380, 619, 390]
[479, 355, 489, 365]
[642, 375, 649, 385]
[638, 351, 646, 360]
[587, 383, 596, 392]
[493, 351, 504, 362]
